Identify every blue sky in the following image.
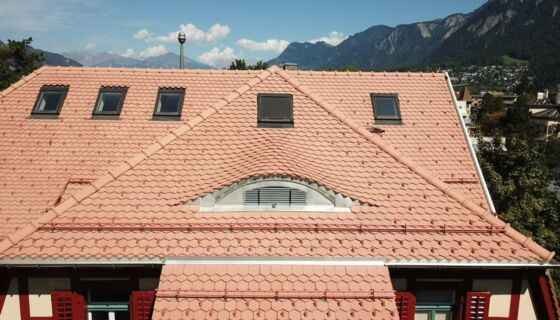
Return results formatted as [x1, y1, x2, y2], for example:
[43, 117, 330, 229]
[0, 0, 486, 67]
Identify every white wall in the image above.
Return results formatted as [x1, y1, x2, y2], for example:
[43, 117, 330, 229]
[0, 277, 21, 320]
[518, 280, 538, 320]
[472, 279, 512, 317]
[28, 277, 71, 317]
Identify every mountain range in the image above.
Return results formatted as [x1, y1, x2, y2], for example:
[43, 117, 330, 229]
[62, 51, 212, 69]
[20, 46, 212, 69]
[269, 0, 560, 86]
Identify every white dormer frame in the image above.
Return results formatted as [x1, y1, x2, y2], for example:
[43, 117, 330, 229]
[191, 176, 358, 212]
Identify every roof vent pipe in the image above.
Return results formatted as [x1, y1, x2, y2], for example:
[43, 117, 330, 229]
[178, 32, 186, 69]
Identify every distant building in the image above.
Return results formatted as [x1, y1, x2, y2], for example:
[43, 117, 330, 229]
[455, 86, 473, 125]
[530, 85, 560, 138]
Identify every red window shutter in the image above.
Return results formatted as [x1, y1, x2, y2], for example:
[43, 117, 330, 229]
[395, 291, 416, 320]
[539, 275, 560, 320]
[130, 290, 156, 320]
[51, 291, 87, 320]
[464, 291, 490, 320]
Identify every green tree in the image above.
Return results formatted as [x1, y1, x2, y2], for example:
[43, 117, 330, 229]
[228, 59, 268, 70]
[249, 61, 268, 70]
[500, 96, 537, 138]
[479, 94, 506, 135]
[0, 37, 43, 90]
[544, 138, 560, 181]
[228, 59, 247, 70]
[477, 135, 560, 256]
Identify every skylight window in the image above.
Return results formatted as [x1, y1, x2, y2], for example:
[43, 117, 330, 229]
[31, 85, 68, 116]
[92, 87, 127, 116]
[257, 93, 293, 127]
[371, 94, 402, 124]
[153, 88, 185, 119]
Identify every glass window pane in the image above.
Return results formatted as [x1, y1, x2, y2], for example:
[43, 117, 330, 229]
[91, 312, 109, 320]
[435, 311, 451, 320]
[414, 311, 431, 320]
[38, 91, 63, 111]
[97, 92, 123, 113]
[114, 311, 130, 320]
[259, 95, 292, 122]
[157, 93, 181, 114]
[374, 96, 399, 118]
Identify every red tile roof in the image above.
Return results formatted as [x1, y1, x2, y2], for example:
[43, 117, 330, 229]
[153, 264, 398, 320]
[0, 66, 554, 264]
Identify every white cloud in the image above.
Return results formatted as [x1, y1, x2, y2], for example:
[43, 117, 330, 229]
[206, 24, 231, 42]
[85, 42, 96, 50]
[309, 31, 347, 46]
[134, 29, 153, 41]
[139, 45, 168, 58]
[134, 23, 230, 44]
[122, 48, 135, 58]
[198, 47, 236, 68]
[237, 38, 289, 53]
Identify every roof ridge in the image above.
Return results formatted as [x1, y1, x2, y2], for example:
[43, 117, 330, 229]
[0, 66, 279, 255]
[39, 66, 266, 74]
[0, 66, 46, 98]
[283, 69, 445, 78]
[274, 68, 555, 263]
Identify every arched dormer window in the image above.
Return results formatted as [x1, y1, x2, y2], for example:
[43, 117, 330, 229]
[193, 177, 358, 212]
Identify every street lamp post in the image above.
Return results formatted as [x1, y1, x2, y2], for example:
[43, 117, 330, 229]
[178, 32, 186, 69]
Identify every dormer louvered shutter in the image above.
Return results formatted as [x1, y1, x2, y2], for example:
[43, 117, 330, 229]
[395, 292, 416, 320]
[464, 291, 491, 320]
[130, 291, 156, 320]
[244, 186, 306, 205]
[51, 291, 87, 320]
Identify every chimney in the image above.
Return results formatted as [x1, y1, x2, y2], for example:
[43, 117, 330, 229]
[557, 84, 560, 105]
[283, 63, 298, 71]
[178, 32, 186, 69]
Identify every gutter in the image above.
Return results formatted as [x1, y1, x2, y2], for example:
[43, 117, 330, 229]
[0, 259, 163, 268]
[444, 72, 497, 213]
[0, 257, 557, 269]
[386, 261, 558, 269]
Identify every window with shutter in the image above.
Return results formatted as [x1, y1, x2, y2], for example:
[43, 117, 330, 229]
[464, 291, 490, 320]
[130, 291, 156, 320]
[395, 292, 416, 320]
[51, 291, 87, 320]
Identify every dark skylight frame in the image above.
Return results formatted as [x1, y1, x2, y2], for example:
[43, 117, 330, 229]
[371, 93, 402, 124]
[31, 85, 69, 117]
[257, 93, 294, 128]
[92, 87, 128, 117]
[153, 88, 185, 119]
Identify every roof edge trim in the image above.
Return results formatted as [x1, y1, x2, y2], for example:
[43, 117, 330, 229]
[444, 72, 496, 213]
[0, 66, 46, 98]
[274, 68, 555, 263]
